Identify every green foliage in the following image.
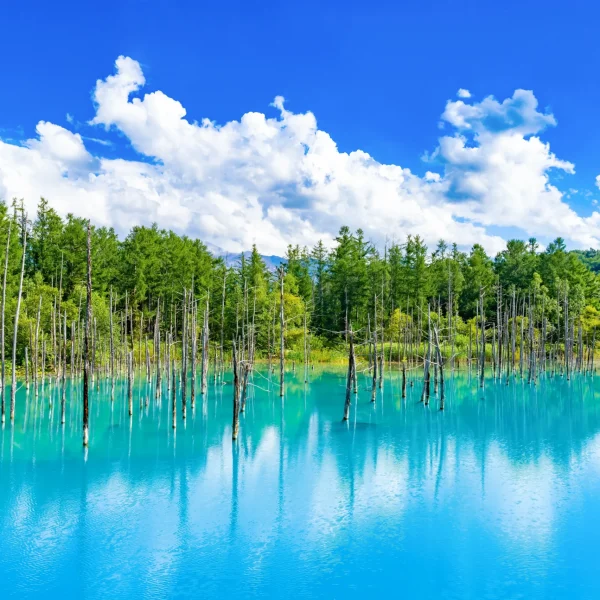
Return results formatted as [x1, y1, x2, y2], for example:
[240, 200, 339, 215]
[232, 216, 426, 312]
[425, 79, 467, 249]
[3, 198, 600, 370]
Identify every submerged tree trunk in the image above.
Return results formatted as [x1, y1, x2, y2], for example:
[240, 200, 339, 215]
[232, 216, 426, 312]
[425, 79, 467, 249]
[181, 290, 188, 420]
[434, 326, 445, 410]
[10, 215, 27, 422]
[232, 340, 240, 440]
[191, 300, 197, 408]
[202, 296, 209, 395]
[220, 271, 226, 382]
[422, 315, 432, 405]
[171, 358, 176, 429]
[61, 311, 67, 424]
[109, 287, 115, 400]
[479, 289, 485, 389]
[155, 300, 162, 399]
[240, 363, 250, 413]
[127, 351, 133, 417]
[24, 347, 29, 392]
[83, 221, 92, 447]
[1, 220, 11, 423]
[371, 303, 378, 403]
[279, 266, 285, 398]
[343, 325, 355, 420]
[34, 295, 41, 398]
[41, 339, 46, 392]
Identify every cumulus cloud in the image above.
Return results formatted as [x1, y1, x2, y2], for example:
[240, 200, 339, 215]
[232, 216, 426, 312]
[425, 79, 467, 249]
[457, 88, 471, 99]
[0, 56, 599, 254]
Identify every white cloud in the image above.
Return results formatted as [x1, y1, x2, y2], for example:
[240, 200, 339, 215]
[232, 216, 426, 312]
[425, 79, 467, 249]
[457, 88, 471, 99]
[0, 56, 600, 254]
[25, 121, 91, 171]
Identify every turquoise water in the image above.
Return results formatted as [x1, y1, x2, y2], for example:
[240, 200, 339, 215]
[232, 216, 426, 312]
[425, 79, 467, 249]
[2, 368, 600, 599]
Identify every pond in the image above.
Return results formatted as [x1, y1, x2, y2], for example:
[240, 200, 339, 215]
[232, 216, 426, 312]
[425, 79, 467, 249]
[1, 367, 600, 599]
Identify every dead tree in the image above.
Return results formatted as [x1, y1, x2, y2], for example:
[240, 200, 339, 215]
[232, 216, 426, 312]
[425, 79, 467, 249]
[240, 363, 250, 413]
[61, 312, 67, 424]
[434, 325, 445, 410]
[155, 300, 162, 399]
[171, 358, 176, 429]
[479, 289, 485, 389]
[34, 295, 41, 398]
[181, 289, 188, 420]
[279, 266, 285, 398]
[371, 302, 378, 403]
[83, 221, 92, 447]
[127, 351, 133, 416]
[201, 295, 209, 395]
[0, 219, 11, 423]
[343, 325, 355, 420]
[109, 287, 115, 400]
[191, 299, 197, 408]
[10, 210, 27, 422]
[232, 339, 240, 440]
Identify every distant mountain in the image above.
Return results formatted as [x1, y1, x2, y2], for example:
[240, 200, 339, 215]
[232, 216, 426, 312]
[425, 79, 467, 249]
[205, 242, 285, 271]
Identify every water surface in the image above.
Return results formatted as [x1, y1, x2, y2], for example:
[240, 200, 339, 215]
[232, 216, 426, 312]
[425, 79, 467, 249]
[1, 368, 600, 599]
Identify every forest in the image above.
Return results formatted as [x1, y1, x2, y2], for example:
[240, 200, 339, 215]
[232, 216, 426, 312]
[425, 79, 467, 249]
[0, 196, 599, 384]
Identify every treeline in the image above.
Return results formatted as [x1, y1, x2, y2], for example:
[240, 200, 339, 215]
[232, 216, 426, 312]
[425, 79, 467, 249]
[1, 197, 599, 373]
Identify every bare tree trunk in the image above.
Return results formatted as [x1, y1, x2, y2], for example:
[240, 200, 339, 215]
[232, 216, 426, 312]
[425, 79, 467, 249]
[109, 287, 115, 400]
[592, 328, 596, 374]
[422, 306, 432, 405]
[52, 298, 56, 380]
[41, 338, 46, 392]
[343, 325, 355, 420]
[145, 336, 150, 383]
[303, 308, 308, 384]
[279, 266, 285, 398]
[479, 289, 485, 388]
[70, 321, 75, 380]
[232, 339, 240, 440]
[379, 289, 384, 389]
[202, 296, 209, 395]
[83, 221, 92, 447]
[127, 351, 133, 416]
[155, 300, 162, 399]
[434, 325, 445, 410]
[58, 252, 63, 378]
[371, 305, 378, 403]
[171, 358, 176, 429]
[61, 312, 67, 424]
[181, 289, 188, 420]
[240, 363, 250, 413]
[191, 300, 197, 408]
[491, 324, 496, 380]
[267, 304, 272, 379]
[25, 347, 29, 392]
[92, 317, 97, 387]
[34, 295, 41, 398]
[139, 312, 143, 373]
[468, 320, 472, 380]
[1, 219, 11, 423]
[220, 271, 226, 382]
[10, 214, 26, 422]
[520, 303, 525, 379]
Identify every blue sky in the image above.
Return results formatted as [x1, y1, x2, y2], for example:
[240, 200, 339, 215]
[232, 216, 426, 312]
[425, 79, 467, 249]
[1, 0, 599, 254]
